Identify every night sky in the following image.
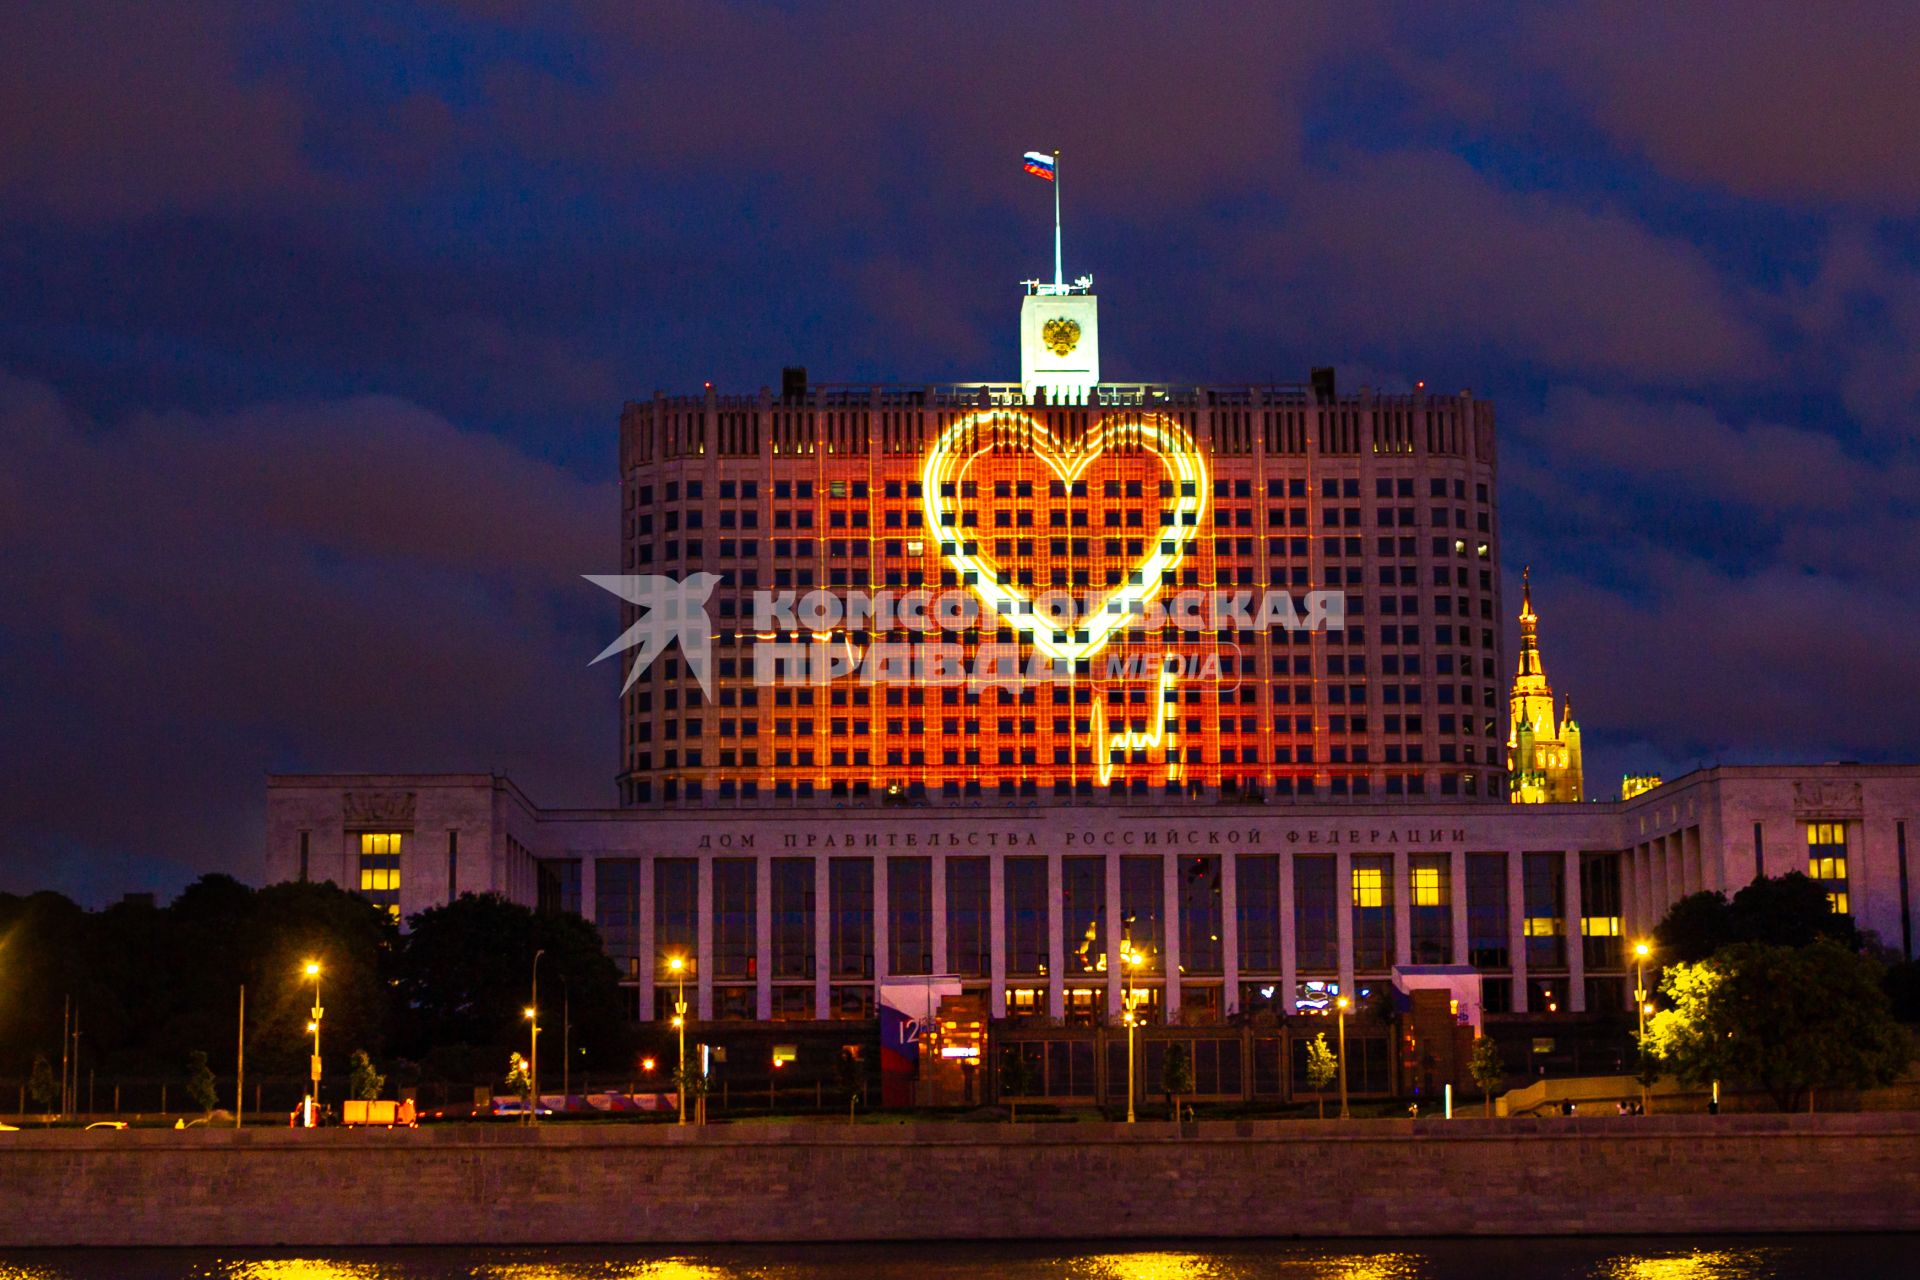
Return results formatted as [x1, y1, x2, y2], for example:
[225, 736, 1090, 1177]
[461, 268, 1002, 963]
[5, 2, 1919, 901]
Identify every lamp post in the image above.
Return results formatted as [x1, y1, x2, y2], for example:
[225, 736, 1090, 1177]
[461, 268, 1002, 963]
[1335, 995, 1351, 1120]
[669, 954, 688, 1126]
[1633, 940, 1652, 1112]
[527, 949, 545, 1125]
[303, 961, 323, 1127]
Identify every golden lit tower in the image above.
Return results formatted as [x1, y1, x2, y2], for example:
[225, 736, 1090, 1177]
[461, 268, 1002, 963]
[1507, 567, 1583, 803]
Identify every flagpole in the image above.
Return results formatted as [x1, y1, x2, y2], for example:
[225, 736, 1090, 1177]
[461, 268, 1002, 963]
[1052, 148, 1063, 288]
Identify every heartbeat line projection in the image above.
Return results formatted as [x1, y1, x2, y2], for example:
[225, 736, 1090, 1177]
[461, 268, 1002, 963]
[1090, 658, 1184, 787]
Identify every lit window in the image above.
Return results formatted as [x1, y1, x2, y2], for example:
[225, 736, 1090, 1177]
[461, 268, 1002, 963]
[1807, 822, 1850, 913]
[1411, 866, 1445, 907]
[1581, 916, 1621, 937]
[1523, 917, 1561, 937]
[1351, 867, 1384, 909]
[358, 831, 403, 920]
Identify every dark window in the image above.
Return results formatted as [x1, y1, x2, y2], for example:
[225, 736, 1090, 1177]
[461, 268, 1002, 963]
[1523, 852, 1566, 969]
[887, 856, 932, 976]
[1178, 856, 1223, 974]
[946, 857, 990, 977]
[1005, 857, 1048, 976]
[771, 857, 814, 980]
[829, 857, 873, 979]
[1236, 855, 1281, 972]
[713, 858, 756, 980]
[1294, 855, 1338, 970]
[1120, 856, 1165, 974]
[1063, 856, 1106, 977]
[595, 859, 643, 982]
[1467, 853, 1509, 968]
[653, 858, 697, 983]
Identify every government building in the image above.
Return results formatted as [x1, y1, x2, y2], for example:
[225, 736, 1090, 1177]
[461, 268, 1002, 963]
[265, 262, 1920, 1107]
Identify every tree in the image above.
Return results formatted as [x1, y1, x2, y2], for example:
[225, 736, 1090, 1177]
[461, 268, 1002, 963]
[999, 1046, 1033, 1123]
[27, 1053, 57, 1114]
[1654, 889, 1733, 965]
[1302, 1033, 1337, 1117]
[1644, 939, 1911, 1112]
[505, 1051, 532, 1103]
[348, 1049, 386, 1101]
[835, 1048, 866, 1124]
[1305, 1032, 1339, 1119]
[396, 893, 631, 1072]
[1655, 873, 1861, 965]
[670, 1061, 710, 1124]
[1469, 1036, 1504, 1117]
[1162, 1041, 1194, 1121]
[185, 1049, 218, 1114]
[1884, 959, 1920, 1024]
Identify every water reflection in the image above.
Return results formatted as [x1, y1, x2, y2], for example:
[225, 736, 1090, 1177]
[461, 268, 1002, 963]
[1596, 1250, 1773, 1280]
[476, 1263, 748, 1280]
[1062, 1250, 1427, 1280]
[4, 1238, 1914, 1280]
[217, 1265, 387, 1280]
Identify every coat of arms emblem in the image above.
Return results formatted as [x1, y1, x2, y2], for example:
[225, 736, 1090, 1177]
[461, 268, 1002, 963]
[1041, 317, 1081, 357]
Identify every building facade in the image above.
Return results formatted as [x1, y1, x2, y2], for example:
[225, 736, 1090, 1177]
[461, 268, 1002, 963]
[266, 764, 1920, 1028]
[618, 372, 1506, 807]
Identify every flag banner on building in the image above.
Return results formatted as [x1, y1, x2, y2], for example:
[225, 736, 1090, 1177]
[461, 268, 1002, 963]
[1023, 150, 1056, 181]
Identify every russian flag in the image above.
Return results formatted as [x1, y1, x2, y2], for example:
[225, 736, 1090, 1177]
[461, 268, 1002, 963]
[1023, 150, 1055, 181]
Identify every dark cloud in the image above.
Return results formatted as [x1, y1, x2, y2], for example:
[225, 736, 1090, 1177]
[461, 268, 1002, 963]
[0, 2, 322, 221]
[1529, 1, 1920, 212]
[0, 371, 618, 901]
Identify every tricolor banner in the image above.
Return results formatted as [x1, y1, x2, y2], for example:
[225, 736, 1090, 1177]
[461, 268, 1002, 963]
[1022, 150, 1056, 181]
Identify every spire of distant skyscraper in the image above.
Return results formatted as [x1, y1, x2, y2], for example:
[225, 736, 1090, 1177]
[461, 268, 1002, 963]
[1508, 568, 1584, 803]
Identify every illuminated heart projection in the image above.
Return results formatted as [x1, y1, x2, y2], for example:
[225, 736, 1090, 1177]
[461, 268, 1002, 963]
[918, 409, 1210, 664]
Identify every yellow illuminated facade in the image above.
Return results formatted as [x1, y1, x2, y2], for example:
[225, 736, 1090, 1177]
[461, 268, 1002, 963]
[1621, 774, 1662, 800]
[357, 832, 402, 919]
[1807, 821, 1850, 914]
[1507, 568, 1583, 803]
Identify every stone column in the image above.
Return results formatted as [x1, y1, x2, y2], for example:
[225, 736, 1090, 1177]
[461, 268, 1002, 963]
[638, 856, 656, 1022]
[1335, 849, 1354, 1004]
[989, 854, 1007, 1019]
[696, 858, 714, 1020]
[930, 854, 948, 980]
[1507, 850, 1528, 1012]
[1278, 852, 1298, 1014]
[1449, 848, 1469, 969]
[755, 856, 773, 1021]
[873, 855, 890, 992]
[1220, 851, 1240, 1018]
[1393, 851, 1414, 968]
[1162, 854, 1182, 1021]
[1624, 843, 1639, 936]
[814, 855, 832, 1021]
[1046, 852, 1066, 1021]
[579, 856, 597, 926]
[1105, 850, 1124, 1019]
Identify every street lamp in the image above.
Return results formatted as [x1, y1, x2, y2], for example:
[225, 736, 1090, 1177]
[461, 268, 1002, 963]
[1633, 940, 1653, 1112]
[303, 961, 323, 1127]
[669, 954, 688, 1126]
[1335, 995, 1351, 1120]
[528, 949, 545, 1125]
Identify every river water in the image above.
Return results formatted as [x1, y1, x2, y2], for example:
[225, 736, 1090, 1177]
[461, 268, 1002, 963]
[0, 1238, 1914, 1279]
